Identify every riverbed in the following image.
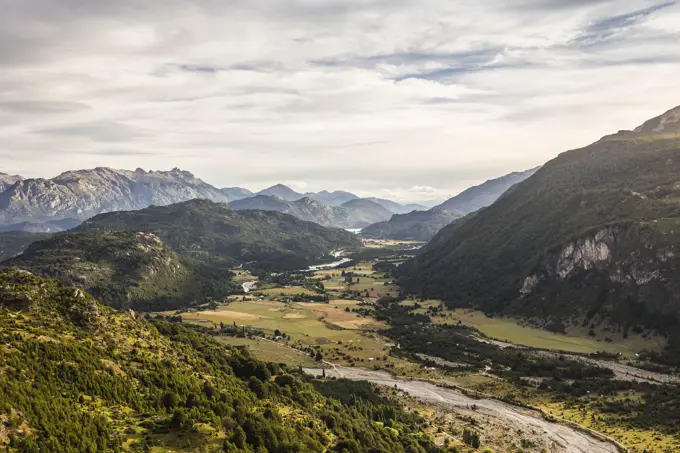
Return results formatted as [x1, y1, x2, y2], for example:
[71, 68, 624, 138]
[304, 366, 621, 453]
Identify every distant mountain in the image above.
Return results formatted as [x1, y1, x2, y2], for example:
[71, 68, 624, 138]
[434, 167, 539, 214]
[404, 203, 428, 212]
[221, 186, 253, 201]
[74, 199, 362, 271]
[256, 184, 304, 201]
[340, 199, 394, 227]
[362, 209, 464, 241]
[308, 190, 358, 206]
[0, 231, 52, 261]
[230, 195, 392, 229]
[0, 172, 22, 191]
[364, 198, 420, 215]
[0, 167, 230, 225]
[398, 105, 680, 362]
[0, 218, 81, 233]
[1, 231, 236, 311]
[360, 168, 535, 242]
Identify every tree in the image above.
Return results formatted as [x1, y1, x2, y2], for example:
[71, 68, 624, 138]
[171, 409, 188, 429]
[231, 426, 247, 449]
[315, 351, 323, 362]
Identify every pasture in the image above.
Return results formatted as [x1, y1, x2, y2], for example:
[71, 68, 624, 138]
[430, 307, 664, 357]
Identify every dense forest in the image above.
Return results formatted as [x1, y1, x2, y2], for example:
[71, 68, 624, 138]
[0, 272, 446, 452]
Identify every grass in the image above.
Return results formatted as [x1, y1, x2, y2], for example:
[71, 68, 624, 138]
[160, 299, 395, 367]
[255, 287, 318, 296]
[420, 306, 664, 357]
[217, 337, 318, 367]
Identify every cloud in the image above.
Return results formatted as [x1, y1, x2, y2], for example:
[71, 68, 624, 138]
[0, 0, 679, 195]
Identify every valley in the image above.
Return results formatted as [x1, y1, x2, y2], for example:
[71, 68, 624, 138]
[156, 240, 680, 453]
[3, 106, 680, 452]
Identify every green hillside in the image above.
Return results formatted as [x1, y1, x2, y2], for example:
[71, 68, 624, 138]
[0, 231, 52, 261]
[398, 107, 680, 360]
[0, 271, 442, 453]
[74, 199, 362, 271]
[361, 209, 463, 241]
[1, 231, 236, 311]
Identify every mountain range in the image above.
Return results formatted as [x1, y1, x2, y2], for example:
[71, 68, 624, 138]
[0, 167, 231, 225]
[397, 105, 680, 361]
[0, 167, 428, 232]
[362, 168, 538, 241]
[229, 195, 393, 229]
[0, 172, 22, 191]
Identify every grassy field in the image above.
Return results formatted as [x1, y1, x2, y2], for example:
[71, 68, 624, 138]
[430, 308, 664, 357]
[160, 298, 397, 367]
[217, 336, 318, 367]
[254, 287, 318, 296]
[314, 262, 399, 298]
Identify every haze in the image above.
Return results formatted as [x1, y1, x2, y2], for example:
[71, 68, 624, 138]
[1, 0, 679, 203]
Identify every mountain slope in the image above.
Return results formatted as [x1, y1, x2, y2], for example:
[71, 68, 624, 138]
[221, 186, 253, 201]
[364, 198, 422, 215]
[339, 199, 393, 227]
[257, 184, 304, 201]
[0, 172, 22, 191]
[74, 199, 362, 271]
[308, 190, 358, 206]
[0, 218, 81, 233]
[230, 195, 390, 229]
[0, 167, 230, 225]
[0, 271, 440, 453]
[398, 106, 680, 357]
[1, 231, 236, 310]
[362, 208, 464, 241]
[434, 167, 539, 214]
[0, 231, 52, 261]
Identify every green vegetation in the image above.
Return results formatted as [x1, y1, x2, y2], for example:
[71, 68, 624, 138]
[427, 307, 664, 357]
[398, 127, 680, 363]
[0, 231, 51, 261]
[361, 209, 463, 242]
[74, 199, 362, 271]
[1, 231, 237, 311]
[0, 271, 446, 452]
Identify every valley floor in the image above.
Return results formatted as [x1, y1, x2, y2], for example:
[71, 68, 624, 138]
[157, 243, 680, 453]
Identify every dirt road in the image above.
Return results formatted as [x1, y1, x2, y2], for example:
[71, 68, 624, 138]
[305, 366, 622, 453]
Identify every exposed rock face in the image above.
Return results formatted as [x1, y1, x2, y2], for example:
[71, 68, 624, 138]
[556, 228, 615, 279]
[0, 167, 229, 225]
[0, 173, 23, 192]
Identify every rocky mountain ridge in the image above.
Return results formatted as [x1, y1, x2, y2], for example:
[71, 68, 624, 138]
[0, 167, 230, 225]
[0, 172, 23, 191]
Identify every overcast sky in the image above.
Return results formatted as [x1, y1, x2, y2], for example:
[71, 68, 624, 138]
[1, 0, 679, 203]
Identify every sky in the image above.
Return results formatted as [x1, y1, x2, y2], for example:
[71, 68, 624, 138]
[1, 0, 679, 204]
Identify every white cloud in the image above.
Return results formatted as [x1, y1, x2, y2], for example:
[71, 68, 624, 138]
[0, 0, 679, 198]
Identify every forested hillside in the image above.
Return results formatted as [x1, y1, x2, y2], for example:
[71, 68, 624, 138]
[1, 231, 236, 311]
[74, 199, 362, 271]
[398, 107, 680, 361]
[0, 272, 443, 453]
